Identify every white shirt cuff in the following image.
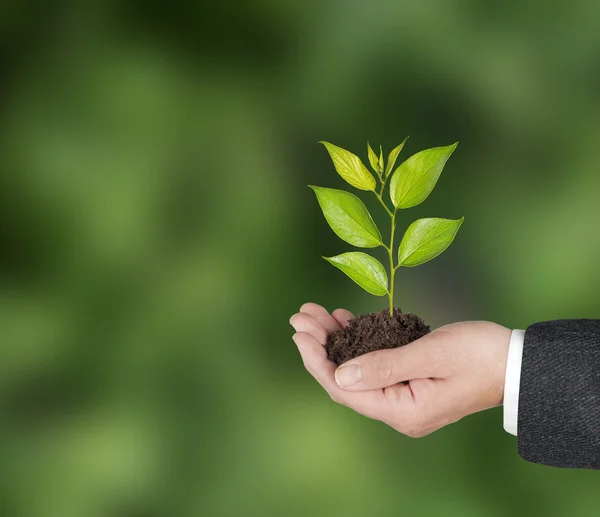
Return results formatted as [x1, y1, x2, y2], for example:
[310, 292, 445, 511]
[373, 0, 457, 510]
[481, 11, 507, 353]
[503, 329, 525, 436]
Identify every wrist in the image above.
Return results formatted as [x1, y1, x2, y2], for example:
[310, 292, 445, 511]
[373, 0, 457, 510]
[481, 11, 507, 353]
[496, 327, 512, 405]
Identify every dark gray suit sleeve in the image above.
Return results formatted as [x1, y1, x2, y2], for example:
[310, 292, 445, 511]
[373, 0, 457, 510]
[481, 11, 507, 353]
[518, 319, 600, 469]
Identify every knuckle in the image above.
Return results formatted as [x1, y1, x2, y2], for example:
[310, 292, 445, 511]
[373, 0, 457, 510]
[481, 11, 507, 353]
[380, 413, 399, 428]
[303, 360, 316, 376]
[402, 419, 426, 438]
[394, 414, 427, 438]
[375, 354, 395, 382]
[405, 427, 426, 439]
[428, 345, 444, 364]
[426, 345, 451, 377]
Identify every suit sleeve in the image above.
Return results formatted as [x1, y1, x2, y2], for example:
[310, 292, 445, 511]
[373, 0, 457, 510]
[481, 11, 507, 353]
[518, 319, 600, 469]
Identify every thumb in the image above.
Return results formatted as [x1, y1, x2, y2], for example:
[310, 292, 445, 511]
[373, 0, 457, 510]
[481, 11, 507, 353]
[334, 334, 444, 391]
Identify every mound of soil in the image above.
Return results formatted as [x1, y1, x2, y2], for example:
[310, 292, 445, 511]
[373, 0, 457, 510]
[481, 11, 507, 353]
[326, 308, 430, 366]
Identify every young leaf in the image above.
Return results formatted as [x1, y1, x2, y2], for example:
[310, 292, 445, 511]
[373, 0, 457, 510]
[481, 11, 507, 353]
[378, 145, 384, 173]
[310, 186, 382, 248]
[385, 136, 409, 177]
[367, 142, 380, 173]
[398, 217, 464, 267]
[320, 141, 376, 191]
[390, 143, 458, 209]
[324, 252, 388, 296]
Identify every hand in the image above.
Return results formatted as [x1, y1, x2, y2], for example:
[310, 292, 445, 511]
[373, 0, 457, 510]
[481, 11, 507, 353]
[290, 303, 511, 437]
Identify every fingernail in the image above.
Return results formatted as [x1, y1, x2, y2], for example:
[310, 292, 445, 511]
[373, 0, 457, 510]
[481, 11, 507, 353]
[335, 364, 362, 387]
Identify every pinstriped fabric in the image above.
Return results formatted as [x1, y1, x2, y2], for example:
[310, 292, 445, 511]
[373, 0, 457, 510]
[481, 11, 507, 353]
[518, 320, 600, 469]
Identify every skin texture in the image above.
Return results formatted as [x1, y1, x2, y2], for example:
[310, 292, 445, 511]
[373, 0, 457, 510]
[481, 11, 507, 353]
[290, 303, 511, 438]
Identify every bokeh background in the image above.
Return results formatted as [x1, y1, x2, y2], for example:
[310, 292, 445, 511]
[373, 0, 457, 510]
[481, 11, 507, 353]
[1, 1, 600, 516]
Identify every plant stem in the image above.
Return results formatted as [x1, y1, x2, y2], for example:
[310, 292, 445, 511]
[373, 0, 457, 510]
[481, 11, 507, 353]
[373, 170, 398, 317]
[379, 174, 389, 197]
[388, 210, 397, 317]
[373, 191, 393, 218]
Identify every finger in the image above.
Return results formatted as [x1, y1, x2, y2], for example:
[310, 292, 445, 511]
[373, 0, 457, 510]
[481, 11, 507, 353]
[332, 308, 355, 328]
[334, 333, 448, 391]
[299, 303, 341, 334]
[382, 378, 450, 437]
[290, 313, 328, 345]
[293, 332, 386, 419]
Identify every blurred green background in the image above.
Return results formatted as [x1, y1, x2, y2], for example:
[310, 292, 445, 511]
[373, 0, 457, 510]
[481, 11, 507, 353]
[1, 1, 600, 516]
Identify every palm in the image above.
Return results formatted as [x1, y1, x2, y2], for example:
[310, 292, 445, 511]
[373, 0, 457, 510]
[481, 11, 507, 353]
[290, 303, 442, 429]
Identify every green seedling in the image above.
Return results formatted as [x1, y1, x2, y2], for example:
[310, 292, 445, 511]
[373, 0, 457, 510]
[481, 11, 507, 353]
[311, 138, 463, 317]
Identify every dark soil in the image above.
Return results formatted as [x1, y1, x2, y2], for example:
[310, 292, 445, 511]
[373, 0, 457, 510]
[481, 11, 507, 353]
[326, 308, 430, 366]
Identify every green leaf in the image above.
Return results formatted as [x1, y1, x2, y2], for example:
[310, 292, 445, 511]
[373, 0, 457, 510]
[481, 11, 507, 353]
[385, 136, 409, 177]
[390, 143, 458, 208]
[398, 217, 464, 267]
[310, 186, 382, 248]
[367, 142, 380, 173]
[324, 252, 388, 296]
[378, 145, 384, 173]
[320, 141, 377, 191]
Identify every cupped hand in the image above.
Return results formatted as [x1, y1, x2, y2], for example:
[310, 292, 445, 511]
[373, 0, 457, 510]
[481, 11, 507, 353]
[290, 303, 511, 437]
